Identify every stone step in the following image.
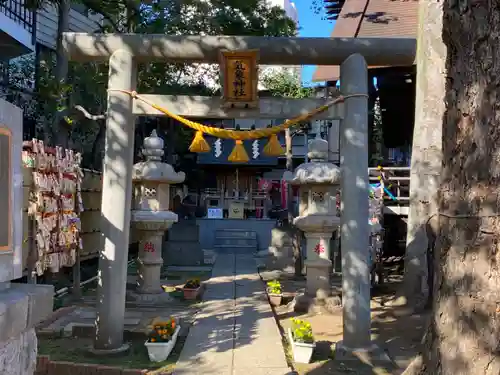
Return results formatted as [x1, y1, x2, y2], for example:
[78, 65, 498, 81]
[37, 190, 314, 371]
[214, 229, 257, 240]
[214, 237, 258, 247]
[213, 244, 257, 254]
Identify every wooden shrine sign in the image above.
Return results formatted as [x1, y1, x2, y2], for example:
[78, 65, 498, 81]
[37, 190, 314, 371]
[219, 50, 259, 109]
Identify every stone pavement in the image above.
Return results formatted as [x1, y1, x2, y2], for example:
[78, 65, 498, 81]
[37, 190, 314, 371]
[173, 254, 291, 375]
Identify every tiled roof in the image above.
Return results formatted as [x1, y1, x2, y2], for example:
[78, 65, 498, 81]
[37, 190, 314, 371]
[313, 0, 418, 82]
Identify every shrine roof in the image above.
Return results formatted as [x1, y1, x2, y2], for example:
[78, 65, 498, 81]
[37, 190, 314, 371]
[313, 0, 418, 82]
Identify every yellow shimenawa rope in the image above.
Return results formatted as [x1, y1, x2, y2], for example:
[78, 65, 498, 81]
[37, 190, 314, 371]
[109, 89, 367, 162]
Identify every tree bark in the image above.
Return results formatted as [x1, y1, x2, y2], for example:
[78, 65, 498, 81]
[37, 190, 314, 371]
[405, 0, 500, 373]
[91, 121, 106, 171]
[403, 0, 445, 310]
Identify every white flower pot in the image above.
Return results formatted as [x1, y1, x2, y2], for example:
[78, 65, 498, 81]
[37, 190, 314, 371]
[288, 328, 315, 364]
[145, 325, 181, 362]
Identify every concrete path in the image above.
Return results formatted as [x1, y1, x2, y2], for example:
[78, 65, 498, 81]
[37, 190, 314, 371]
[173, 254, 291, 375]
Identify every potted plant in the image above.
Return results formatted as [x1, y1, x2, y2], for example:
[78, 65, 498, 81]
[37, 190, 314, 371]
[145, 317, 181, 362]
[182, 278, 202, 300]
[288, 318, 315, 363]
[266, 280, 283, 307]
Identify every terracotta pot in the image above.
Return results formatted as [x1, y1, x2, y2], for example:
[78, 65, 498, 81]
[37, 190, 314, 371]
[268, 293, 282, 307]
[183, 286, 202, 300]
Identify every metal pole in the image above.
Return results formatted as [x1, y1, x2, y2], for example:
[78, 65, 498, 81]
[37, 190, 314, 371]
[93, 49, 137, 354]
[339, 53, 371, 350]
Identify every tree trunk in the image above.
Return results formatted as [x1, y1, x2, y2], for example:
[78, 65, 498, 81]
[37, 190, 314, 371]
[91, 121, 106, 171]
[54, 0, 70, 147]
[403, 0, 445, 310]
[406, 1, 500, 373]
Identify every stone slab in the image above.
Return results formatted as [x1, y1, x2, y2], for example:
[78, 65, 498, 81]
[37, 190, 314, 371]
[165, 266, 212, 272]
[63, 322, 94, 337]
[75, 309, 96, 319]
[233, 340, 288, 368]
[174, 254, 290, 374]
[124, 318, 141, 326]
[334, 341, 393, 363]
[235, 365, 293, 375]
[234, 319, 280, 340]
[233, 368, 293, 375]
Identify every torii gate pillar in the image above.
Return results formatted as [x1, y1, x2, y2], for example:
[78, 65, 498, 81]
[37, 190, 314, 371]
[338, 54, 371, 350]
[92, 50, 137, 353]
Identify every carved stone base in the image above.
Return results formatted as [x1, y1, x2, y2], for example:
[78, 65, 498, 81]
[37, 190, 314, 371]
[0, 283, 54, 375]
[126, 290, 173, 306]
[305, 259, 332, 298]
[333, 341, 392, 363]
[291, 292, 341, 314]
[0, 328, 37, 375]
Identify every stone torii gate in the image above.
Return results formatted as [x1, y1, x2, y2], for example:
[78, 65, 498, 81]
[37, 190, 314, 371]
[62, 33, 416, 355]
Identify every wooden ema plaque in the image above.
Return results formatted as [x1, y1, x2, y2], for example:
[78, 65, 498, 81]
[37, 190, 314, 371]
[219, 50, 259, 109]
[0, 127, 11, 251]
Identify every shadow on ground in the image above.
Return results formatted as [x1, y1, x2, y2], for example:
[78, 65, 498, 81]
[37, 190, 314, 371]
[272, 273, 428, 375]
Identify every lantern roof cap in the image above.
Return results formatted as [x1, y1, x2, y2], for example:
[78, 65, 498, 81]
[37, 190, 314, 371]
[291, 138, 341, 185]
[132, 130, 185, 183]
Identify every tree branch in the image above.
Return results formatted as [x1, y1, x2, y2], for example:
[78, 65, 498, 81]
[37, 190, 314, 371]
[74, 105, 107, 121]
[80, 0, 122, 32]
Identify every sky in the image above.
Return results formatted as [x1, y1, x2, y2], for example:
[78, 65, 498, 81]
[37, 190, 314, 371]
[294, 0, 335, 86]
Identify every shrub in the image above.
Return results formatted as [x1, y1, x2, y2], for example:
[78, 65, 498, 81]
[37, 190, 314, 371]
[266, 280, 282, 295]
[148, 317, 177, 343]
[290, 318, 314, 344]
[184, 278, 201, 289]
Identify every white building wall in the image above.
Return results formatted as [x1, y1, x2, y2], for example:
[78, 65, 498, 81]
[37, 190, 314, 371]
[260, 0, 301, 88]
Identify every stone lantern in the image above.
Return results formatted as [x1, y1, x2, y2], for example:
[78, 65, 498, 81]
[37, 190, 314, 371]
[129, 130, 185, 303]
[291, 138, 341, 312]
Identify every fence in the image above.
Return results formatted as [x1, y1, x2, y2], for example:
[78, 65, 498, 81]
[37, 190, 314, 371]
[0, 0, 35, 35]
[368, 166, 410, 216]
